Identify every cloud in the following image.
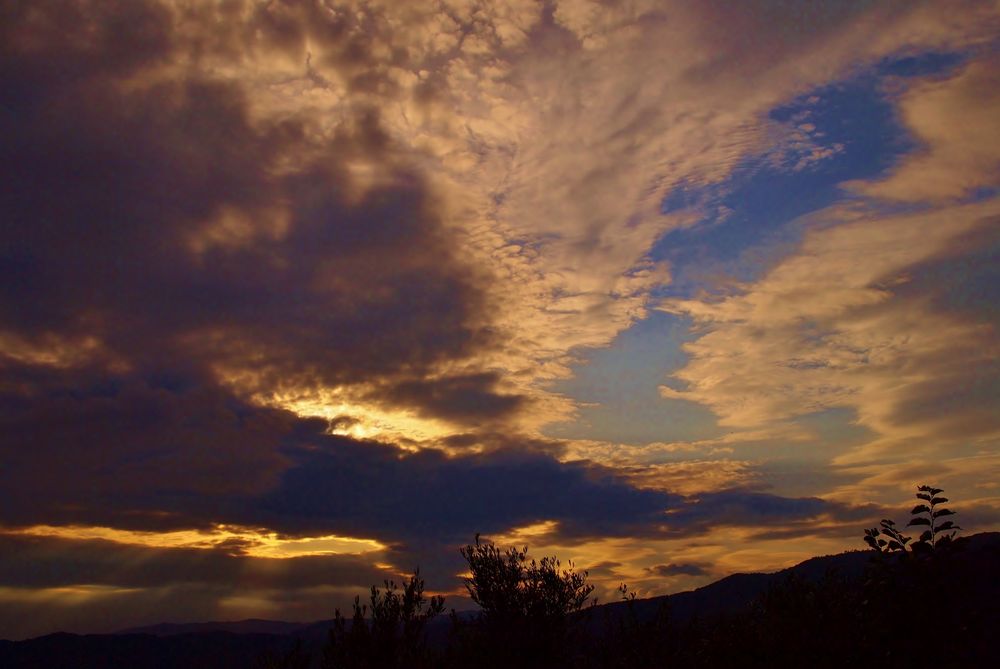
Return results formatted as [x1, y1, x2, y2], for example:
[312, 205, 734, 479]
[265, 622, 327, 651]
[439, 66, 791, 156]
[661, 44, 1000, 438]
[465, 0, 999, 427]
[657, 50, 1000, 512]
[0, 0, 520, 439]
[850, 53, 1000, 202]
[0, 371, 298, 530]
[661, 490, 875, 537]
[661, 194, 1000, 451]
[0, 533, 387, 592]
[0, 365, 886, 641]
[3, 0, 996, 439]
[251, 436, 682, 544]
[373, 372, 526, 423]
[646, 562, 710, 577]
[0, 532, 396, 640]
[0, 364, 875, 587]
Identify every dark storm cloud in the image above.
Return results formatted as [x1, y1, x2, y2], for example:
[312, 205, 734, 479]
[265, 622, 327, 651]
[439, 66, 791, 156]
[0, 360, 862, 554]
[375, 372, 526, 422]
[0, 360, 888, 640]
[0, 364, 543, 538]
[0, 0, 515, 424]
[251, 436, 682, 544]
[646, 562, 710, 577]
[659, 490, 877, 538]
[0, 356, 877, 552]
[0, 367, 300, 530]
[241, 433, 876, 548]
[0, 1, 173, 87]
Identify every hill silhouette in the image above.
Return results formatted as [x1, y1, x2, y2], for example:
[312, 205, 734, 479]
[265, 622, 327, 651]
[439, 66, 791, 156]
[2, 532, 997, 668]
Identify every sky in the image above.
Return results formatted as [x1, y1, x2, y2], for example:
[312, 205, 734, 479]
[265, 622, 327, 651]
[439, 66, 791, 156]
[1, 0, 999, 641]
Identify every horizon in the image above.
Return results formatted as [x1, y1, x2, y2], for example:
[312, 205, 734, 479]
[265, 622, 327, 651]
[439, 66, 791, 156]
[13, 528, 1000, 641]
[2, 0, 999, 642]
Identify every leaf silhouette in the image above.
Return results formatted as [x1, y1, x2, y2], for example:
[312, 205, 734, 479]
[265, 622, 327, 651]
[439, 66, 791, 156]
[861, 484, 961, 554]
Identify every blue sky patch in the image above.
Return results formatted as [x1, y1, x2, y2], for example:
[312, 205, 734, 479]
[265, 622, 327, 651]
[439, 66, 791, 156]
[542, 311, 721, 445]
[652, 66, 927, 298]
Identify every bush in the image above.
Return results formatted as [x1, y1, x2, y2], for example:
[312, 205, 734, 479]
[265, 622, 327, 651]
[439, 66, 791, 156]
[863, 484, 961, 553]
[449, 534, 594, 667]
[322, 570, 443, 669]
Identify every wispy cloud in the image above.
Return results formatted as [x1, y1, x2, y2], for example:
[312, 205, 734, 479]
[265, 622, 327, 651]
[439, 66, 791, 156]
[659, 51, 1000, 499]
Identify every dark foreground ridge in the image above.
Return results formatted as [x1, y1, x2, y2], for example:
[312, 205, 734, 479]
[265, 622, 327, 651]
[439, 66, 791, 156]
[2, 532, 998, 668]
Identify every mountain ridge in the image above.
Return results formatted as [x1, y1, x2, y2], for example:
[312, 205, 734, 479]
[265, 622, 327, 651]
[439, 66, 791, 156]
[2, 532, 997, 667]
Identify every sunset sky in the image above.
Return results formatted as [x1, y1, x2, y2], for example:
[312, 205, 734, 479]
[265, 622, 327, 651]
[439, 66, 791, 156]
[2, 0, 999, 641]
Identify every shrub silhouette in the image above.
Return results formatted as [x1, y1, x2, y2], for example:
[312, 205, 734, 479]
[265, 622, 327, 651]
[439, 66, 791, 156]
[907, 484, 961, 550]
[863, 484, 960, 553]
[460, 534, 593, 621]
[855, 485, 990, 667]
[313, 488, 988, 669]
[450, 534, 594, 667]
[322, 570, 443, 669]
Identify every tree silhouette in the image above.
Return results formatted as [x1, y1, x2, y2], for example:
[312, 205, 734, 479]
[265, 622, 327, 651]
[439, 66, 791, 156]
[453, 534, 594, 667]
[322, 570, 443, 669]
[460, 534, 593, 622]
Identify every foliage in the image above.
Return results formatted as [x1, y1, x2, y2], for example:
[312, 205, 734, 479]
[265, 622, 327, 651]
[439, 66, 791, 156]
[449, 534, 595, 667]
[863, 484, 960, 553]
[907, 484, 961, 549]
[305, 486, 989, 668]
[322, 570, 443, 669]
[460, 534, 594, 622]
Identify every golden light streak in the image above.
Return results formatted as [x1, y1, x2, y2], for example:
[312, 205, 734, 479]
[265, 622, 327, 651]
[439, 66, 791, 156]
[0, 584, 143, 604]
[5, 524, 386, 558]
[0, 331, 127, 371]
[268, 390, 458, 446]
[206, 360, 464, 446]
[490, 520, 560, 545]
